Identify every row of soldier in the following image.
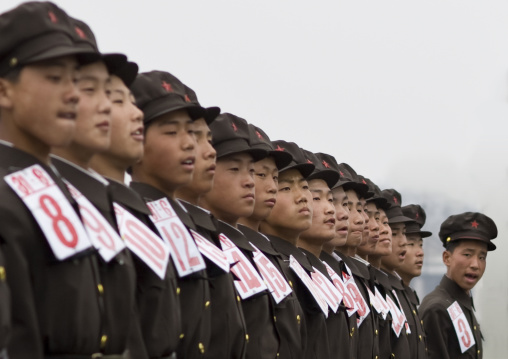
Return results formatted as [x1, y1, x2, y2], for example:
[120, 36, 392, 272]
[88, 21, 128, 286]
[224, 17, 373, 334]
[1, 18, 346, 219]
[0, 2, 497, 359]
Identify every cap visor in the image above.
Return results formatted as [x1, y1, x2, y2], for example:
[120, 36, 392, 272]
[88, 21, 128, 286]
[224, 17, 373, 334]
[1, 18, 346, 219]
[388, 215, 415, 224]
[27, 45, 100, 65]
[280, 163, 315, 179]
[307, 170, 340, 189]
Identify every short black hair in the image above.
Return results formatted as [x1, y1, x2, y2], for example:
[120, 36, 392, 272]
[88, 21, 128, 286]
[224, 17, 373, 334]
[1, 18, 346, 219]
[445, 240, 461, 253]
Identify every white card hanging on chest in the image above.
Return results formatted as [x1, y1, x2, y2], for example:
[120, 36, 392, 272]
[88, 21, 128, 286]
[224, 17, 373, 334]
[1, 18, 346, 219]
[191, 229, 229, 273]
[311, 267, 341, 313]
[447, 301, 475, 353]
[386, 295, 405, 337]
[4, 164, 92, 260]
[375, 287, 390, 319]
[114, 203, 169, 279]
[322, 262, 357, 316]
[343, 275, 370, 326]
[65, 181, 125, 262]
[219, 234, 267, 299]
[250, 242, 292, 304]
[147, 198, 206, 277]
[289, 255, 328, 317]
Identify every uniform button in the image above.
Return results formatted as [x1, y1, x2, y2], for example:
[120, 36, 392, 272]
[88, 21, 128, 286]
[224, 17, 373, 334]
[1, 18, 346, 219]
[375, 356, 378, 359]
[198, 342, 205, 354]
[9, 58, 17, 67]
[474, 326, 477, 330]
[477, 350, 480, 355]
[375, 329, 378, 335]
[413, 310, 416, 315]
[350, 327, 355, 337]
[237, 295, 241, 302]
[391, 354, 395, 358]
[289, 280, 293, 288]
[0, 267, 5, 281]
[245, 334, 249, 342]
[179, 333, 185, 339]
[419, 335, 422, 341]
[177, 287, 181, 295]
[205, 301, 211, 308]
[273, 316, 277, 322]
[421, 320, 424, 325]
[296, 315, 301, 324]
[97, 284, 104, 295]
[277, 354, 280, 357]
[100, 335, 107, 349]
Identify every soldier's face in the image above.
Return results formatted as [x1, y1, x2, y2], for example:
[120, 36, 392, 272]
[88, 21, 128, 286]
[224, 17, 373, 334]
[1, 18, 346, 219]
[133, 110, 196, 195]
[73, 61, 112, 153]
[373, 209, 392, 256]
[199, 152, 255, 225]
[300, 179, 336, 244]
[359, 198, 370, 246]
[344, 189, 364, 248]
[324, 186, 349, 250]
[0, 56, 80, 150]
[396, 234, 424, 282]
[443, 240, 487, 293]
[106, 75, 144, 166]
[249, 157, 278, 221]
[381, 223, 407, 271]
[357, 202, 380, 256]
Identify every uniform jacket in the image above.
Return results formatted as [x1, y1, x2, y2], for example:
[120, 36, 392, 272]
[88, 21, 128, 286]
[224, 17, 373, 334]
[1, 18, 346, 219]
[420, 275, 483, 359]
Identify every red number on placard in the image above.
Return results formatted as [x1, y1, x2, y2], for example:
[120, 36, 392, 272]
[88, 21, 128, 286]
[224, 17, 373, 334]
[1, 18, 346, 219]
[257, 255, 288, 292]
[333, 278, 355, 309]
[176, 223, 199, 267]
[313, 273, 336, 305]
[219, 234, 235, 250]
[79, 205, 115, 250]
[347, 282, 366, 316]
[10, 175, 33, 196]
[231, 250, 262, 292]
[458, 318, 471, 347]
[39, 194, 78, 248]
[124, 219, 166, 270]
[160, 200, 176, 217]
[32, 167, 50, 186]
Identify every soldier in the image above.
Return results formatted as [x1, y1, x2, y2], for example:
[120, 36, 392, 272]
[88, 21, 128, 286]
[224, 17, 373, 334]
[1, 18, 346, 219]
[199, 114, 279, 359]
[237, 125, 307, 359]
[130, 70, 212, 359]
[419, 212, 496, 359]
[0, 2, 115, 357]
[174, 88, 248, 359]
[89, 64, 182, 359]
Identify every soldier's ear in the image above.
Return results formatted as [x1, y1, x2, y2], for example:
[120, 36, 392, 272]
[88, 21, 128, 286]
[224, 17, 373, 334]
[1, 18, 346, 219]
[0, 78, 14, 110]
[442, 250, 451, 267]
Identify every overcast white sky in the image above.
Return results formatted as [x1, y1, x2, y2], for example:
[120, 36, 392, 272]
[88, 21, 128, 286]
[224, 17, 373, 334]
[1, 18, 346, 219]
[3, 0, 508, 355]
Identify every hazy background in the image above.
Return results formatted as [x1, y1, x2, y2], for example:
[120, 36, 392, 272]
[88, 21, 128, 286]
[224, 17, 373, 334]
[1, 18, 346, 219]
[2, 0, 507, 356]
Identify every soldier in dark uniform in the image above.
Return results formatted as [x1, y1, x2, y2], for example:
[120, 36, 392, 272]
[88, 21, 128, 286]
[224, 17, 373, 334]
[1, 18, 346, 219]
[199, 114, 280, 359]
[297, 151, 353, 359]
[398, 204, 432, 358]
[89, 64, 181, 359]
[419, 212, 497, 359]
[238, 125, 307, 359]
[259, 141, 332, 359]
[174, 87, 248, 359]
[51, 19, 141, 357]
[129, 70, 212, 359]
[0, 248, 8, 359]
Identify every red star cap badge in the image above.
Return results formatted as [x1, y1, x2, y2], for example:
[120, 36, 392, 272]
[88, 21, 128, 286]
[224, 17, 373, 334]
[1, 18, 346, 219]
[393, 197, 398, 204]
[471, 220, 479, 229]
[161, 81, 173, 92]
[48, 11, 58, 23]
[362, 179, 367, 185]
[416, 213, 419, 219]
[306, 159, 313, 164]
[256, 131, 263, 139]
[74, 26, 86, 39]
[275, 145, 284, 152]
[339, 171, 344, 176]
[184, 94, 191, 103]
[231, 122, 238, 132]
[322, 160, 330, 168]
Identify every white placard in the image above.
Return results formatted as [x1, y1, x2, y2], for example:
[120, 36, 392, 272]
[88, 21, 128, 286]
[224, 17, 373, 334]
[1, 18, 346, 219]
[4, 165, 91, 260]
[191, 229, 230, 273]
[250, 243, 292, 304]
[343, 274, 370, 327]
[322, 262, 357, 316]
[386, 295, 405, 337]
[147, 198, 206, 277]
[65, 181, 125, 262]
[447, 301, 475, 353]
[114, 203, 169, 279]
[289, 255, 328, 317]
[311, 267, 341, 313]
[219, 234, 267, 299]
[375, 287, 390, 320]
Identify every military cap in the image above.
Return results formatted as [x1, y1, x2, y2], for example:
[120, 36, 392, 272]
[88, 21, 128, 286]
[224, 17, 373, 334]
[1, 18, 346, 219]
[364, 177, 389, 210]
[381, 189, 414, 224]
[402, 204, 432, 238]
[272, 140, 314, 178]
[439, 212, 497, 251]
[247, 124, 292, 169]
[183, 85, 220, 125]
[110, 61, 138, 88]
[336, 163, 369, 197]
[0, 1, 100, 76]
[131, 70, 206, 124]
[301, 149, 339, 188]
[210, 113, 266, 161]
[357, 175, 374, 199]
